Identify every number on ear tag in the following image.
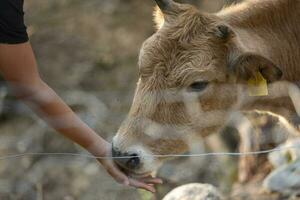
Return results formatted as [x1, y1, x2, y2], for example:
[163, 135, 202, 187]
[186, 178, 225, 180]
[248, 72, 268, 96]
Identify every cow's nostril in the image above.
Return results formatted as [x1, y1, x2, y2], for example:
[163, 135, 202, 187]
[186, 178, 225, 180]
[126, 153, 140, 169]
[112, 147, 141, 170]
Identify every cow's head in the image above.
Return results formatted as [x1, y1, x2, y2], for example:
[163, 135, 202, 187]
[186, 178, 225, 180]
[112, 0, 282, 176]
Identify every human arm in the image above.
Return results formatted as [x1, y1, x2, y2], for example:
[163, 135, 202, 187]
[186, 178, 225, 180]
[0, 42, 162, 192]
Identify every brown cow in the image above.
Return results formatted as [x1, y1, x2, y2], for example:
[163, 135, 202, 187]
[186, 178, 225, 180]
[112, 0, 300, 177]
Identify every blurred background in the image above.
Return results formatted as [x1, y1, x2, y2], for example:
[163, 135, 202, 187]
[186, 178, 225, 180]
[0, 0, 298, 199]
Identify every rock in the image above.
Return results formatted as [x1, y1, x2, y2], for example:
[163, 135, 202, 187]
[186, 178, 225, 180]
[263, 160, 300, 195]
[268, 139, 300, 168]
[262, 131, 300, 195]
[268, 148, 290, 169]
[163, 183, 223, 200]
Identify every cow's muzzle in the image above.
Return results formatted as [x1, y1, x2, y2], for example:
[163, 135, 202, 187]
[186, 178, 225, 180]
[112, 146, 141, 170]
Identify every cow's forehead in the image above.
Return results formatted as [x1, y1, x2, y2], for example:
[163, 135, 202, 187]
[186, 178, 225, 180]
[138, 33, 222, 86]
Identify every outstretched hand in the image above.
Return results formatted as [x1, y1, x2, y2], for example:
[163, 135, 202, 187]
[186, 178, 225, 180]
[96, 142, 163, 193]
[0, 42, 162, 192]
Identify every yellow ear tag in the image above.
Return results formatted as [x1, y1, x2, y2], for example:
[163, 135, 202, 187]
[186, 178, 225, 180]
[247, 72, 268, 96]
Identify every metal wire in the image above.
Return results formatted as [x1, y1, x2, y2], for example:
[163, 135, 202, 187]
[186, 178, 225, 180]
[0, 144, 299, 160]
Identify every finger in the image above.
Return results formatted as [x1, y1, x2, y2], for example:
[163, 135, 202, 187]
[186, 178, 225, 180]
[128, 178, 156, 193]
[99, 159, 129, 185]
[105, 165, 130, 185]
[140, 177, 163, 184]
[133, 175, 163, 184]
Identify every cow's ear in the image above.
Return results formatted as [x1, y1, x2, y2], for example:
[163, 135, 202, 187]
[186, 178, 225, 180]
[153, 0, 179, 30]
[230, 53, 283, 83]
[153, 6, 165, 30]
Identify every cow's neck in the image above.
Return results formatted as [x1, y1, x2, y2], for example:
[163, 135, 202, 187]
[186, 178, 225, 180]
[218, 0, 300, 82]
[234, 81, 298, 125]
[217, 0, 300, 123]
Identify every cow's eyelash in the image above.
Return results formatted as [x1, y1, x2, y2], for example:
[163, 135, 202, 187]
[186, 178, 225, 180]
[187, 81, 209, 92]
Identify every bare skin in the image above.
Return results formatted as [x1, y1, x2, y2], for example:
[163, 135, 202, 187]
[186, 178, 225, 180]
[0, 42, 162, 193]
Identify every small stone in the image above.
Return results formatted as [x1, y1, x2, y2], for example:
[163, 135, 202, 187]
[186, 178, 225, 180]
[268, 139, 300, 168]
[163, 183, 223, 200]
[263, 160, 300, 195]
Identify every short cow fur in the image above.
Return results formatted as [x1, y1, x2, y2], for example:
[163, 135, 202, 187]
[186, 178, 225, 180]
[112, 0, 300, 177]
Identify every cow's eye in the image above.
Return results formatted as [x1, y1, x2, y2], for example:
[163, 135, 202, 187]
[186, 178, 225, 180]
[188, 81, 209, 92]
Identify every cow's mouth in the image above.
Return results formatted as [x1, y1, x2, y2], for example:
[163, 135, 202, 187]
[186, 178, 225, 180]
[114, 160, 151, 178]
[128, 171, 152, 178]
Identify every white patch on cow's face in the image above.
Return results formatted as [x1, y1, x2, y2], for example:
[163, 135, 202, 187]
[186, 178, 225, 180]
[182, 90, 203, 121]
[144, 120, 165, 139]
[144, 117, 192, 140]
[182, 84, 230, 132]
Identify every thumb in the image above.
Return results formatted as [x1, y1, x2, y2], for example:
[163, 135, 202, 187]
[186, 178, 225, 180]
[105, 163, 130, 185]
[123, 178, 130, 186]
